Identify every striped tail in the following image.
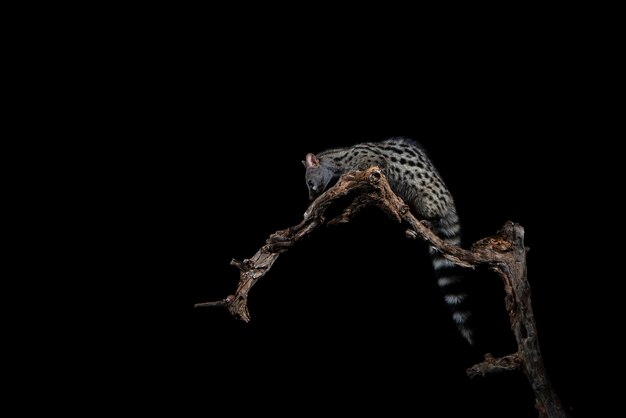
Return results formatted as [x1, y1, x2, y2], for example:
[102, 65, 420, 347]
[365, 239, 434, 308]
[429, 212, 474, 345]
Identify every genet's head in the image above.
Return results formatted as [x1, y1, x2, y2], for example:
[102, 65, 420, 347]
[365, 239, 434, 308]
[303, 153, 334, 201]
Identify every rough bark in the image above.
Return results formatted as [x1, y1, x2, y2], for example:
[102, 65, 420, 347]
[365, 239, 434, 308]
[195, 167, 570, 418]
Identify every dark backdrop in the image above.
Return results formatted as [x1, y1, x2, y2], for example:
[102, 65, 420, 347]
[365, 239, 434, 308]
[104, 57, 599, 416]
[32, 11, 618, 416]
[128, 109, 586, 417]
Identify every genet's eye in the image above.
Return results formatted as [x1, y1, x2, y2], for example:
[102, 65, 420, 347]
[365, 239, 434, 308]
[308, 181, 314, 187]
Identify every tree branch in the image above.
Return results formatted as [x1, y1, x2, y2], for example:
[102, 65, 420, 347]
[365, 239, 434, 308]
[466, 353, 522, 378]
[195, 167, 570, 418]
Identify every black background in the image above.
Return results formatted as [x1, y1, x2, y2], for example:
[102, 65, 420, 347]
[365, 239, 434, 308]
[90, 38, 608, 416]
[129, 102, 589, 416]
[24, 9, 621, 416]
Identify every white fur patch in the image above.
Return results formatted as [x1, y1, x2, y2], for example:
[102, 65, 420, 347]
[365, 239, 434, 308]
[453, 312, 469, 324]
[432, 257, 455, 270]
[437, 277, 460, 287]
[444, 294, 465, 305]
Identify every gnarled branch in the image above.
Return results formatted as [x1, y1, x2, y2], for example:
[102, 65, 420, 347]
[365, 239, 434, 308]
[195, 167, 570, 418]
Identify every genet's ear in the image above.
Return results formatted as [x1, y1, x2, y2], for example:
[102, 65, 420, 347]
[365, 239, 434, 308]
[305, 153, 320, 168]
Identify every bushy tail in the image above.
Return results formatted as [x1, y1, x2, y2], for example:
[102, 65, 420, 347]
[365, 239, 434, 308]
[429, 212, 474, 345]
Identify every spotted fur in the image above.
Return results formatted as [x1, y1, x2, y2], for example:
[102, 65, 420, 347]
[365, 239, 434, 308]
[304, 138, 473, 345]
